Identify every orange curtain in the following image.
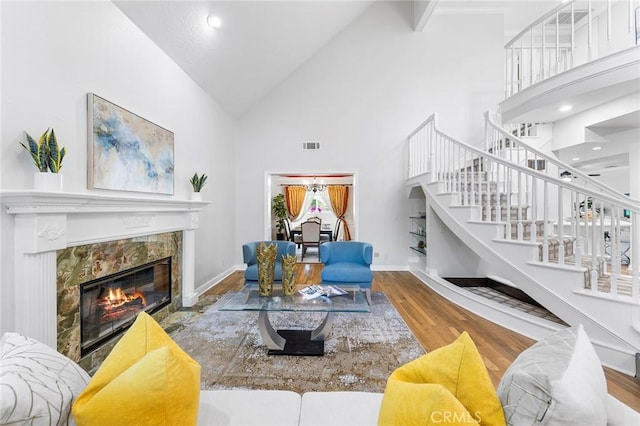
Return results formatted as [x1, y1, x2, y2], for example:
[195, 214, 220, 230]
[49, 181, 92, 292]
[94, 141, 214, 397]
[328, 185, 351, 241]
[284, 186, 307, 222]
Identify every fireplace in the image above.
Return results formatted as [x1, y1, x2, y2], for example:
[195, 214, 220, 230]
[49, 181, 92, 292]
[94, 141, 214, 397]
[80, 257, 172, 356]
[2, 191, 207, 368]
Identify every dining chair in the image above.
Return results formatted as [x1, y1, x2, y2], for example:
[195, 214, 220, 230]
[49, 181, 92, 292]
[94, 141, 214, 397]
[300, 220, 321, 260]
[320, 222, 331, 243]
[332, 219, 342, 241]
[284, 218, 292, 242]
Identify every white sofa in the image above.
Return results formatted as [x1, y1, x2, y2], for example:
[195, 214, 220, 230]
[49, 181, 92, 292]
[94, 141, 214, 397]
[198, 389, 640, 426]
[3, 322, 638, 426]
[197, 326, 640, 426]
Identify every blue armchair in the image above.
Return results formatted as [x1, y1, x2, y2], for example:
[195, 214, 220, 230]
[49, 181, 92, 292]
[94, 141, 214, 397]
[243, 241, 296, 283]
[320, 241, 373, 304]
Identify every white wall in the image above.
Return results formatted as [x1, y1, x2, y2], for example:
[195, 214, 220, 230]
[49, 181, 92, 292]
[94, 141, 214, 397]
[235, 1, 505, 268]
[427, 205, 490, 277]
[0, 2, 236, 332]
[552, 92, 640, 150]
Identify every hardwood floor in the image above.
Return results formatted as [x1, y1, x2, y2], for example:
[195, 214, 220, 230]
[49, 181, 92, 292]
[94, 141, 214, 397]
[204, 265, 640, 411]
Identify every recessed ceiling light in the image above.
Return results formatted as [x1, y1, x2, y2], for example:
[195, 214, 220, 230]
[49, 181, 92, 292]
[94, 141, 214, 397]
[592, 146, 602, 151]
[572, 157, 580, 161]
[207, 15, 222, 29]
[559, 105, 572, 112]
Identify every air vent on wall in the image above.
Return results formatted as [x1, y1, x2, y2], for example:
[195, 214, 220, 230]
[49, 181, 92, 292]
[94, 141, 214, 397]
[302, 141, 321, 151]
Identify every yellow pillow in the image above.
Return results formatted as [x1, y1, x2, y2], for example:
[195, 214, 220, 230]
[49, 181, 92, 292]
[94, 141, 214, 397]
[378, 331, 505, 426]
[378, 381, 478, 425]
[72, 312, 201, 426]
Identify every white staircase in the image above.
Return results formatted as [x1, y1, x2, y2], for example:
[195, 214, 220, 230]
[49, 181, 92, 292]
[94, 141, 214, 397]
[406, 113, 640, 376]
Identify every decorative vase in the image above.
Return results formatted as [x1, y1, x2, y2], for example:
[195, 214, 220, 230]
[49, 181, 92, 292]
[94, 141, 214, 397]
[191, 192, 203, 201]
[34, 172, 63, 192]
[281, 254, 297, 296]
[256, 241, 276, 296]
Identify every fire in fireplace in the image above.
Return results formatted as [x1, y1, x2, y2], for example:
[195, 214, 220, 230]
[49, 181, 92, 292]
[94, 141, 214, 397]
[80, 257, 172, 356]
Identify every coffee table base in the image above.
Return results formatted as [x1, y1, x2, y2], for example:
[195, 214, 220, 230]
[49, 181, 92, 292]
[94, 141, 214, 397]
[267, 330, 324, 356]
[258, 309, 333, 356]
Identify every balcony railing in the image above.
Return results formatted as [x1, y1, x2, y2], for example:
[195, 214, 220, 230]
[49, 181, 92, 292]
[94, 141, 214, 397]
[504, 0, 639, 97]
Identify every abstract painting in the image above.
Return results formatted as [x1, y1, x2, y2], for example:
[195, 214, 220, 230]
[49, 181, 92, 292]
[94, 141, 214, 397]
[88, 93, 174, 194]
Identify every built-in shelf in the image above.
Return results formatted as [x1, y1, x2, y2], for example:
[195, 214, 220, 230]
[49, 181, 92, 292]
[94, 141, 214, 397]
[408, 185, 427, 265]
[409, 216, 426, 256]
[410, 246, 426, 255]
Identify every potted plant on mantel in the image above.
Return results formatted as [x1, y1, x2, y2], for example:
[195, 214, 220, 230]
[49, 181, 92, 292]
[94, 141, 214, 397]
[272, 193, 288, 240]
[189, 172, 208, 201]
[19, 128, 66, 192]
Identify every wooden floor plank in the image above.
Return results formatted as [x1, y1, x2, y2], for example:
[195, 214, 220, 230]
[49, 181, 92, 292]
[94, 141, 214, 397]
[204, 266, 640, 411]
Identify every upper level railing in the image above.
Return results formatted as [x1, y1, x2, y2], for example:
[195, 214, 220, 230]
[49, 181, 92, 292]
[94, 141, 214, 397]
[408, 113, 639, 301]
[504, 0, 639, 97]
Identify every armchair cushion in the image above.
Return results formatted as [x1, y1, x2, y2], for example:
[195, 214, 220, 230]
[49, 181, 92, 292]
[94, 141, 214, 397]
[321, 263, 373, 283]
[243, 241, 296, 282]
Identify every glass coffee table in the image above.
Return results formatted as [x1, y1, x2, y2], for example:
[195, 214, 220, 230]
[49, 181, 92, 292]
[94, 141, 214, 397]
[218, 284, 370, 356]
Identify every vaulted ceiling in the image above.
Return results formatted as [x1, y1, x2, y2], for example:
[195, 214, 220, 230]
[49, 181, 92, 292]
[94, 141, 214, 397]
[115, 1, 374, 118]
[114, 1, 558, 119]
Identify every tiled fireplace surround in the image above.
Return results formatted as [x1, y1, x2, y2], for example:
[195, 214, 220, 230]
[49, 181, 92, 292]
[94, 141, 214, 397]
[2, 191, 207, 371]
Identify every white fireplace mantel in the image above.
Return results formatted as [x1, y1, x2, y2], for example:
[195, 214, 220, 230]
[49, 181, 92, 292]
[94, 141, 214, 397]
[1, 190, 209, 214]
[1, 190, 210, 348]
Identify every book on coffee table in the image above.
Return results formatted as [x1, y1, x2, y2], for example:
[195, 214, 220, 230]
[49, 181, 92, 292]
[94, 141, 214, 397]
[298, 285, 347, 300]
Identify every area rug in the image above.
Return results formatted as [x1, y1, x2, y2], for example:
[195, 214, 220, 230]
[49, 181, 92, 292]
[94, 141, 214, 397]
[167, 292, 425, 394]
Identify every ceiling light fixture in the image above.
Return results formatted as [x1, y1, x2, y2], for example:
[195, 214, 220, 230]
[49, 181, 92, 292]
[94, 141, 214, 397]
[592, 146, 602, 151]
[559, 104, 572, 112]
[572, 157, 580, 161]
[560, 171, 573, 182]
[304, 177, 327, 193]
[206, 15, 222, 29]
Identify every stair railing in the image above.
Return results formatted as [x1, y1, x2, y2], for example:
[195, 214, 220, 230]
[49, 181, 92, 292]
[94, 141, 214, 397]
[408, 113, 639, 300]
[504, 0, 639, 98]
[484, 111, 632, 203]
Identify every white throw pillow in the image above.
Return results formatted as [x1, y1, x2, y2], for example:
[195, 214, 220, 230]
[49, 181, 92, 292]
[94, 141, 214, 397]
[0, 332, 90, 425]
[497, 324, 607, 426]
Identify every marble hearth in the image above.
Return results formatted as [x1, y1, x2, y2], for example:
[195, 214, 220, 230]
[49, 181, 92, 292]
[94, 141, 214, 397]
[1, 191, 208, 366]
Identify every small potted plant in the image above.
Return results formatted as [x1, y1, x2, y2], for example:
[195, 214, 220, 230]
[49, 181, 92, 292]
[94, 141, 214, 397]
[190, 172, 208, 200]
[272, 193, 288, 240]
[19, 128, 66, 191]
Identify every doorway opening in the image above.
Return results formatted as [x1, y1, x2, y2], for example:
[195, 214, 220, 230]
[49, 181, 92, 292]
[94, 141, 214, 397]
[266, 172, 358, 253]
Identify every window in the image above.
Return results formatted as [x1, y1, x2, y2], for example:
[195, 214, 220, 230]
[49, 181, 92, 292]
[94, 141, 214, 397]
[309, 194, 327, 214]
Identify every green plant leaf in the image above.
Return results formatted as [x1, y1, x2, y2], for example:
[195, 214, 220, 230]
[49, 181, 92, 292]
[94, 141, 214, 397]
[19, 131, 48, 172]
[190, 172, 208, 192]
[37, 131, 50, 171]
[46, 128, 64, 172]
